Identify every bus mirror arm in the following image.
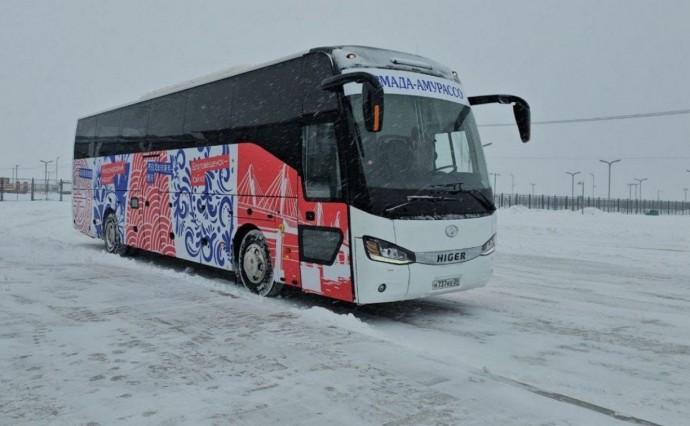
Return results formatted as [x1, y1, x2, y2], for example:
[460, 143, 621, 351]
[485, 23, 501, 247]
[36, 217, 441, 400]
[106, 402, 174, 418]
[321, 72, 384, 133]
[468, 95, 531, 143]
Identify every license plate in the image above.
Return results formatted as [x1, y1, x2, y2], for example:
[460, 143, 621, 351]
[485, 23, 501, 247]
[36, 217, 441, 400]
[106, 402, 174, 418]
[432, 276, 461, 290]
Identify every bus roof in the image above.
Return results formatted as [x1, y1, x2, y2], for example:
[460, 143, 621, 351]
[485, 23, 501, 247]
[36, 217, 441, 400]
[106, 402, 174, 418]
[79, 46, 458, 120]
[314, 45, 457, 81]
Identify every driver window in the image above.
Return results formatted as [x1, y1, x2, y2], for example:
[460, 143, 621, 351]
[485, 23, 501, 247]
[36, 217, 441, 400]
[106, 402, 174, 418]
[433, 131, 474, 173]
[302, 123, 342, 200]
[434, 133, 453, 171]
[451, 131, 473, 172]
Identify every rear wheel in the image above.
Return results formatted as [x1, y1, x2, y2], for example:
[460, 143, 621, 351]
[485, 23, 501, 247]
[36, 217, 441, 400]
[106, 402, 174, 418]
[237, 230, 283, 297]
[103, 213, 129, 256]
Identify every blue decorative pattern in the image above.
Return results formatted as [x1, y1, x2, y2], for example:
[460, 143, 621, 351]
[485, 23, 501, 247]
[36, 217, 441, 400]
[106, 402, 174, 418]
[171, 146, 235, 269]
[92, 155, 130, 242]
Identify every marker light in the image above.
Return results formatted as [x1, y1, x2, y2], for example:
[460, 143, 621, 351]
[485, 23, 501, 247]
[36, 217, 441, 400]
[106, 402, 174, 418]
[480, 234, 496, 256]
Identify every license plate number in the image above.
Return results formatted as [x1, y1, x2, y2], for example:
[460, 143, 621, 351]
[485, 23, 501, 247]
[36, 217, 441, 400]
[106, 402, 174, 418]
[432, 277, 461, 290]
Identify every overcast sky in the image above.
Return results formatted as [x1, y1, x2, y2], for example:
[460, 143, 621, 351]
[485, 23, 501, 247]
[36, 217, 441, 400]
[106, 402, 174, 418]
[1, 0, 689, 200]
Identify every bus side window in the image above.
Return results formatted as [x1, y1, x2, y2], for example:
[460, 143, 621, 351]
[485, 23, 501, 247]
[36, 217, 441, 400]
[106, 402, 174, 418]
[302, 123, 342, 200]
[75, 117, 97, 159]
[94, 110, 122, 157]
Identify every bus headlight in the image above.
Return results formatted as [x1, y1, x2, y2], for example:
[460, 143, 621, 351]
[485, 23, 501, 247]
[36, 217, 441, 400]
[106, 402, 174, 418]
[481, 234, 496, 256]
[363, 236, 415, 265]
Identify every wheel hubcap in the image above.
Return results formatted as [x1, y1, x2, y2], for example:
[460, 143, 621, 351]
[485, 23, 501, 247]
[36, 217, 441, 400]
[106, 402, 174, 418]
[243, 244, 266, 284]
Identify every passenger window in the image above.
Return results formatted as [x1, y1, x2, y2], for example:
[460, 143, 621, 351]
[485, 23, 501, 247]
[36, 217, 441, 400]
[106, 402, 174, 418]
[302, 123, 342, 200]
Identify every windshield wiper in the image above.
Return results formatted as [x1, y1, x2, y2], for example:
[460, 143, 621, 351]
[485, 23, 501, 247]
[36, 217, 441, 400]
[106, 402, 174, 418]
[462, 189, 496, 212]
[384, 195, 456, 213]
[426, 183, 495, 212]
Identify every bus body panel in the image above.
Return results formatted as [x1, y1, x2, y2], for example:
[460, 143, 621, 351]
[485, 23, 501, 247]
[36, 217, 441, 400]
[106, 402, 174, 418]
[350, 207, 495, 304]
[296, 197, 353, 302]
[72, 143, 356, 302]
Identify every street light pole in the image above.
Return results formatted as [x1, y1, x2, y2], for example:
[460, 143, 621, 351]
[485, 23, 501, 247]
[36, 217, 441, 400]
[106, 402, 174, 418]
[578, 181, 585, 214]
[510, 173, 515, 196]
[566, 171, 580, 198]
[39, 160, 53, 200]
[589, 173, 595, 197]
[657, 190, 663, 201]
[490, 173, 500, 194]
[55, 156, 60, 182]
[15, 164, 19, 184]
[530, 183, 535, 197]
[599, 159, 621, 199]
[634, 177, 648, 201]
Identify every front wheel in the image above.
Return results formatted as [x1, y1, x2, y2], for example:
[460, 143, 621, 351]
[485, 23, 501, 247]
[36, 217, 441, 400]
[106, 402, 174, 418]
[103, 213, 129, 256]
[237, 230, 283, 297]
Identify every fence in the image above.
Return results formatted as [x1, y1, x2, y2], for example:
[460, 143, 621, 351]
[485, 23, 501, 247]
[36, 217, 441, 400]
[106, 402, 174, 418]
[0, 178, 72, 202]
[2, 180, 689, 215]
[494, 193, 690, 216]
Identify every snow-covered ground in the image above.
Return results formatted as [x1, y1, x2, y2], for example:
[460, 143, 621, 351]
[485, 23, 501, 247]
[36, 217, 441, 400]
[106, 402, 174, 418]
[1, 200, 689, 425]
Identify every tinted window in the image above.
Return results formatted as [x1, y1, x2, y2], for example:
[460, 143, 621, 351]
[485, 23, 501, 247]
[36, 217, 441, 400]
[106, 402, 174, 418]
[94, 110, 122, 157]
[95, 110, 122, 138]
[299, 225, 343, 265]
[302, 123, 342, 200]
[76, 117, 97, 140]
[74, 117, 97, 159]
[184, 79, 233, 139]
[302, 54, 338, 115]
[121, 104, 149, 138]
[233, 59, 302, 127]
[149, 94, 186, 138]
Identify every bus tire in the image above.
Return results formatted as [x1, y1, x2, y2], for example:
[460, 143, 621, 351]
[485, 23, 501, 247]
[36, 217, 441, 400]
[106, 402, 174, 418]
[237, 230, 282, 297]
[103, 213, 129, 256]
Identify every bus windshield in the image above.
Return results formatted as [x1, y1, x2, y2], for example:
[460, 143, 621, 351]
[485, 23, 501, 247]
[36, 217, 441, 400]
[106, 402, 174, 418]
[350, 94, 493, 218]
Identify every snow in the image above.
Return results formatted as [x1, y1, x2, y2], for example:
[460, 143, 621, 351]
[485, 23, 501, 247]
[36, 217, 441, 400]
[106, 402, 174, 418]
[1, 200, 689, 425]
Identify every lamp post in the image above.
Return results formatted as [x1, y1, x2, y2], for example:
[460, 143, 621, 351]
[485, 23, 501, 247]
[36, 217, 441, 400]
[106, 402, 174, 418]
[599, 159, 621, 199]
[657, 190, 663, 201]
[634, 177, 648, 201]
[530, 183, 535, 197]
[589, 173, 595, 197]
[510, 173, 515, 197]
[40, 160, 53, 200]
[490, 173, 500, 194]
[15, 164, 19, 184]
[55, 156, 60, 182]
[566, 171, 580, 198]
[577, 181, 585, 214]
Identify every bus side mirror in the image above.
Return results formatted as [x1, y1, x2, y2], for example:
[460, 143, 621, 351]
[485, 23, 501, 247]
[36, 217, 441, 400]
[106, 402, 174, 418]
[512, 101, 531, 142]
[468, 95, 531, 142]
[321, 72, 384, 133]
